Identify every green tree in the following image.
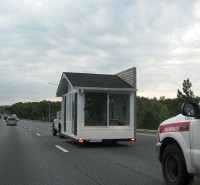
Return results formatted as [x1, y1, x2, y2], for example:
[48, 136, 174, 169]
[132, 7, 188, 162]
[177, 79, 195, 102]
[11, 101, 61, 122]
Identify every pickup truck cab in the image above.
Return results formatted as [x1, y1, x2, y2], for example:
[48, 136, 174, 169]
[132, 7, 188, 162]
[156, 102, 200, 185]
[52, 111, 62, 137]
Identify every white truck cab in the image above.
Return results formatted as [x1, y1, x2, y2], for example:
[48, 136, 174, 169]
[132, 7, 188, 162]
[52, 111, 62, 137]
[156, 102, 200, 185]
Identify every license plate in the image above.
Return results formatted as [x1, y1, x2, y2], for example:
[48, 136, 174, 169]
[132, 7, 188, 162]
[90, 139, 102, 143]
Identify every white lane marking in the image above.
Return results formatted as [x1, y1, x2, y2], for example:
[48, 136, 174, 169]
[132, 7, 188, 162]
[24, 127, 26, 128]
[55, 145, 69, 153]
[29, 129, 31, 131]
[36, 133, 41, 136]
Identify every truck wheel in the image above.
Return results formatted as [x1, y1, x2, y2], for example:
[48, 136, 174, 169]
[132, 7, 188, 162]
[59, 131, 63, 138]
[162, 143, 194, 185]
[52, 127, 57, 136]
[59, 124, 63, 138]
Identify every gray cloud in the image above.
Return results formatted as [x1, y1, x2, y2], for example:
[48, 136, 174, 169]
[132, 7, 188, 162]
[0, 0, 200, 105]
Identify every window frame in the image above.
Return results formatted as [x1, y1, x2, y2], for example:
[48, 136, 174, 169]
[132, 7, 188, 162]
[84, 92, 131, 127]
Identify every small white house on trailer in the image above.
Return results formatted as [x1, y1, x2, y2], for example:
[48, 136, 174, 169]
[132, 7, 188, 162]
[55, 67, 137, 144]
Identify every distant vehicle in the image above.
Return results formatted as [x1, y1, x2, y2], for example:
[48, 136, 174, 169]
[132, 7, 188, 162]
[12, 114, 16, 118]
[156, 102, 200, 185]
[7, 117, 17, 126]
[12, 114, 19, 121]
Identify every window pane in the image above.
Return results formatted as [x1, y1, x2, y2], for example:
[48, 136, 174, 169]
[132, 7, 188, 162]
[109, 94, 130, 126]
[85, 93, 107, 126]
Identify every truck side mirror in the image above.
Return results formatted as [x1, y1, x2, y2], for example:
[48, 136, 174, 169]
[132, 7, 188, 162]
[181, 102, 200, 118]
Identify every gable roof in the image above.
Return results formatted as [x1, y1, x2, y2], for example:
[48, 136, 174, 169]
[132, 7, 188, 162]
[64, 72, 133, 89]
[56, 71, 135, 97]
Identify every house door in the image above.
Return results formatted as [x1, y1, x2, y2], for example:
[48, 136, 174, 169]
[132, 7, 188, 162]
[64, 96, 67, 132]
[72, 93, 77, 135]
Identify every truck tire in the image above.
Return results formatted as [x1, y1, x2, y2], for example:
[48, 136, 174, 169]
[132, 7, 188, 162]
[52, 126, 57, 136]
[59, 124, 63, 138]
[162, 143, 194, 185]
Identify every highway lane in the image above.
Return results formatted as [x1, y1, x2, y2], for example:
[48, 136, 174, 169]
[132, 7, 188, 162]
[0, 120, 96, 185]
[0, 119, 199, 185]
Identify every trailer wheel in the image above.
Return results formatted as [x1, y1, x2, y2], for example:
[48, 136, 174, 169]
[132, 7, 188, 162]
[162, 143, 194, 185]
[52, 127, 57, 136]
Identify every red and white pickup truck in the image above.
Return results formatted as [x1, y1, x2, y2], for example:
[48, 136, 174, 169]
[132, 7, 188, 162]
[156, 102, 200, 185]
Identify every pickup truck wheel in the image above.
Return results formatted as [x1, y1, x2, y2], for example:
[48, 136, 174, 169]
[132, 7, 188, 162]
[59, 131, 63, 138]
[59, 125, 64, 138]
[52, 127, 57, 136]
[162, 143, 194, 185]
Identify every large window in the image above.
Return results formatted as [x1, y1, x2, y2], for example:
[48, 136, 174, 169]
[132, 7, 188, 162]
[84, 93, 130, 126]
[109, 94, 130, 126]
[85, 93, 107, 126]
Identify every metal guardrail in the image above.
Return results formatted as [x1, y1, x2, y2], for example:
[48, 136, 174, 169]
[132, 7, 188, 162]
[20, 118, 52, 124]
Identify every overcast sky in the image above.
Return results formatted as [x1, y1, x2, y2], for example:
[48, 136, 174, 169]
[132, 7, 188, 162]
[1, 0, 200, 105]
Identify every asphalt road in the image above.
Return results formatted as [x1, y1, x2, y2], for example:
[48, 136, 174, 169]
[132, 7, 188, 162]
[0, 119, 199, 185]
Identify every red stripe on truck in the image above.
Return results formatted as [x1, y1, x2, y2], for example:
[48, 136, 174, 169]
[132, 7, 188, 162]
[159, 121, 190, 133]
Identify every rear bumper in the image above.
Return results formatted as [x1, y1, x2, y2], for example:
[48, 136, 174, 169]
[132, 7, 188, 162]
[62, 133, 136, 144]
[7, 124, 17, 126]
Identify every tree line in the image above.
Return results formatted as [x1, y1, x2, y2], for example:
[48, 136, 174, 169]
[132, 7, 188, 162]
[137, 79, 200, 129]
[0, 101, 61, 122]
[1, 79, 199, 130]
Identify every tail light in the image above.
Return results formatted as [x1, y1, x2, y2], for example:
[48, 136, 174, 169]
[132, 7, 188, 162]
[131, 138, 136, 142]
[78, 139, 84, 143]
